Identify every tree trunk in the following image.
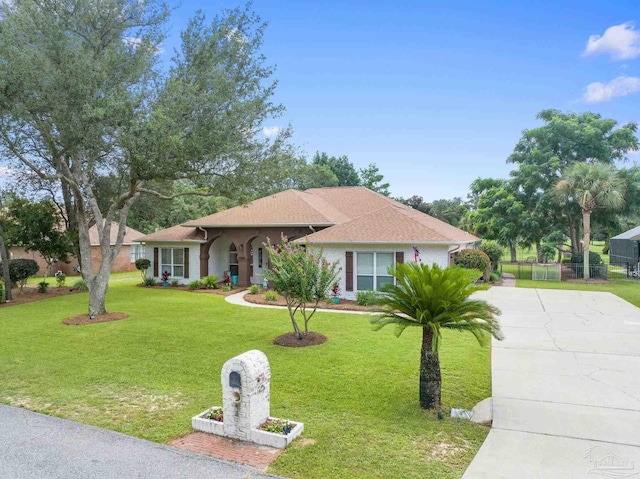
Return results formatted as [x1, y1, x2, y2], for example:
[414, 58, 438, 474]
[535, 240, 542, 263]
[88, 274, 109, 317]
[569, 221, 580, 252]
[510, 244, 517, 263]
[0, 224, 12, 302]
[420, 327, 441, 409]
[583, 210, 591, 280]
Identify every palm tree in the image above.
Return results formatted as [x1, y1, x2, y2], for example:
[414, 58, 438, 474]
[555, 162, 626, 279]
[371, 263, 503, 409]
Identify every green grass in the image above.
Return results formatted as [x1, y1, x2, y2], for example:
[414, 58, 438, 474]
[501, 241, 609, 264]
[0, 276, 491, 479]
[517, 277, 640, 307]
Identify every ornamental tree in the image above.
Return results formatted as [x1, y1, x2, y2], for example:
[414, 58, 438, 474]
[372, 263, 503, 409]
[263, 236, 340, 339]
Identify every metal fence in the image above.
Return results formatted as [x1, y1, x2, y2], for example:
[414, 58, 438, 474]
[500, 262, 640, 281]
[499, 262, 561, 281]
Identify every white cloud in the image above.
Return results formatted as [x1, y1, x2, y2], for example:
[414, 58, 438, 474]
[0, 166, 13, 179]
[583, 76, 640, 103]
[583, 22, 640, 60]
[123, 36, 164, 54]
[262, 126, 282, 138]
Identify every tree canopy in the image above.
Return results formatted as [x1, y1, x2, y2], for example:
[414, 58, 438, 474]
[0, 1, 292, 315]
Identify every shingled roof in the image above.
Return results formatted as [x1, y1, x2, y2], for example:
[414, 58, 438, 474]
[136, 186, 478, 244]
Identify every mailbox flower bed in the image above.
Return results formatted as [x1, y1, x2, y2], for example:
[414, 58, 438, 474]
[259, 418, 292, 435]
[208, 407, 223, 422]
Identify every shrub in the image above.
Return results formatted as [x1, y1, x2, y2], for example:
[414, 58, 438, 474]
[453, 249, 491, 281]
[569, 250, 606, 278]
[489, 272, 501, 282]
[248, 284, 260, 294]
[570, 250, 603, 265]
[540, 243, 557, 263]
[6, 259, 39, 291]
[202, 275, 219, 289]
[265, 290, 278, 301]
[161, 270, 170, 283]
[135, 258, 151, 281]
[54, 271, 66, 287]
[72, 279, 88, 292]
[188, 280, 202, 291]
[479, 240, 504, 271]
[356, 290, 380, 306]
[221, 271, 231, 287]
[0, 282, 4, 302]
[170, 279, 180, 287]
[142, 277, 156, 287]
[38, 281, 49, 293]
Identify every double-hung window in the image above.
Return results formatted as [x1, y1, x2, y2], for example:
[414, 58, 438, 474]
[160, 248, 185, 278]
[130, 244, 145, 263]
[356, 252, 394, 291]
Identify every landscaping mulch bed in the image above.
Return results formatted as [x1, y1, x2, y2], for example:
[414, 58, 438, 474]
[138, 284, 241, 297]
[1, 286, 80, 308]
[63, 312, 129, 325]
[244, 292, 377, 312]
[273, 331, 328, 347]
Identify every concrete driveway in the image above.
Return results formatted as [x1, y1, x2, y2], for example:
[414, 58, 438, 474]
[463, 287, 640, 479]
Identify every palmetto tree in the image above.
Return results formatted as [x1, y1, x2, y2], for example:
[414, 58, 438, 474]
[371, 263, 503, 409]
[555, 162, 626, 279]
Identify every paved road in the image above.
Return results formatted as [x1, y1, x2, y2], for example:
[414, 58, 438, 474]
[463, 287, 640, 478]
[0, 404, 277, 479]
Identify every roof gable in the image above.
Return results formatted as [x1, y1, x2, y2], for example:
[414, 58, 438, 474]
[182, 189, 350, 227]
[296, 204, 478, 244]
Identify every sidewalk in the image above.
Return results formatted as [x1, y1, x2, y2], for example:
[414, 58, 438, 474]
[0, 404, 279, 479]
[225, 290, 374, 315]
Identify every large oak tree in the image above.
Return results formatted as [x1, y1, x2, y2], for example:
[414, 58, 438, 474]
[0, 1, 289, 315]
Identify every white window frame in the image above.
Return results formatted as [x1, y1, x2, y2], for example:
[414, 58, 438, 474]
[130, 244, 145, 263]
[355, 251, 396, 291]
[160, 248, 185, 278]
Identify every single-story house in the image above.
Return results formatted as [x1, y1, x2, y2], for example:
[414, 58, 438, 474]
[10, 224, 145, 276]
[136, 187, 479, 300]
[609, 226, 640, 268]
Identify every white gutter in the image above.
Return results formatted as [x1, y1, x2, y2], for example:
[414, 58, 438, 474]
[198, 226, 208, 241]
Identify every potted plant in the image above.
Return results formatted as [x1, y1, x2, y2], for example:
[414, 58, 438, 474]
[161, 270, 170, 287]
[220, 271, 230, 289]
[330, 282, 341, 304]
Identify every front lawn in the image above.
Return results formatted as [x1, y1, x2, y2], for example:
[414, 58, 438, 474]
[0, 277, 491, 479]
[517, 277, 640, 307]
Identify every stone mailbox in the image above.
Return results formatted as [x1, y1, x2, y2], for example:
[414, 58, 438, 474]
[220, 349, 271, 440]
[192, 349, 303, 449]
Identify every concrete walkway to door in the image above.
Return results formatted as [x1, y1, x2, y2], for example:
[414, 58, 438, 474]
[463, 287, 640, 479]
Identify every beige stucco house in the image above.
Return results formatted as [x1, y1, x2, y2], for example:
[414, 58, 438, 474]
[135, 187, 479, 300]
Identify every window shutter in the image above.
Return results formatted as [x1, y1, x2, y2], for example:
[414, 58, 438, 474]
[184, 247, 190, 278]
[153, 248, 159, 277]
[396, 252, 404, 264]
[345, 251, 353, 291]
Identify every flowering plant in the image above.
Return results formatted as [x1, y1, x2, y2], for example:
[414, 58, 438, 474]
[330, 282, 341, 298]
[208, 407, 223, 422]
[259, 418, 292, 435]
[161, 270, 170, 282]
[262, 234, 339, 338]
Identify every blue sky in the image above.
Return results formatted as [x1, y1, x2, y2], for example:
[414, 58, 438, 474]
[165, 1, 639, 200]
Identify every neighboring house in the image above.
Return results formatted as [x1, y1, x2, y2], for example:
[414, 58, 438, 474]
[609, 226, 640, 268]
[136, 187, 479, 300]
[10, 224, 145, 276]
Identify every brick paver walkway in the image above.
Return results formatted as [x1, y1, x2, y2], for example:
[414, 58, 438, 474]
[169, 432, 283, 471]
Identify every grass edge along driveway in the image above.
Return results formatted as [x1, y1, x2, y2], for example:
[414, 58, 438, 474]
[0, 277, 491, 479]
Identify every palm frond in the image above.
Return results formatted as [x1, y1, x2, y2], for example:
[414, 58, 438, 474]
[370, 262, 503, 352]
